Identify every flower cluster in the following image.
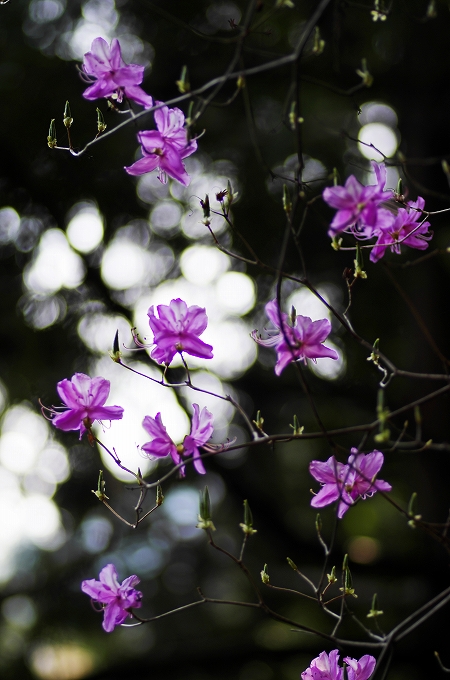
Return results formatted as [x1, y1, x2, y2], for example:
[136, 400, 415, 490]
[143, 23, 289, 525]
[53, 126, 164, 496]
[322, 162, 432, 261]
[81, 564, 142, 632]
[309, 449, 392, 518]
[251, 299, 338, 375]
[301, 650, 376, 680]
[142, 404, 214, 475]
[81, 39, 197, 186]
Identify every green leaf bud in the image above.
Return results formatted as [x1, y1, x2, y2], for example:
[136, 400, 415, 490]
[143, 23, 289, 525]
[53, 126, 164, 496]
[176, 65, 190, 94]
[96, 107, 107, 133]
[47, 119, 57, 148]
[260, 563, 270, 584]
[286, 557, 298, 571]
[63, 101, 73, 128]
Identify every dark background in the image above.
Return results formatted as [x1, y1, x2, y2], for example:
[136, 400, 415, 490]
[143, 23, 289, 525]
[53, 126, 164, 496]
[2, 1, 450, 679]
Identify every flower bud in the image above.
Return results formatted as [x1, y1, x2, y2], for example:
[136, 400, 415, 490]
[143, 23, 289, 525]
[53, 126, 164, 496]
[289, 414, 304, 436]
[367, 592, 384, 618]
[96, 107, 107, 133]
[197, 486, 216, 531]
[260, 563, 270, 584]
[286, 557, 298, 571]
[92, 469, 109, 501]
[176, 65, 190, 94]
[156, 484, 164, 507]
[353, 242, 368, 279]
[252, 410, 265, 432]
[327, 566, 337, 584]
[200, 194, 210, 219]
[109, 330, 123, 363]
[63, 100, 73, 128]
[240, 499, 257, 535]
[47, 119, 57, 148]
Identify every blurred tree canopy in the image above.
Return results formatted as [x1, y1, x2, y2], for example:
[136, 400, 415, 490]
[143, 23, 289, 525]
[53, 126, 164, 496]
[2, 1, 450, 679]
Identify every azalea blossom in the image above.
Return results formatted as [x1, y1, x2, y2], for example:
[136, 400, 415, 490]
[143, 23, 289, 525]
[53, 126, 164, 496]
[51, 373, 124, 438]
[125, 104, 197, 185]
[309, 449, 391, 518]
[301, 651, 376, 680]
[301, 650, 343, 680]
[147, 298, 213, 366]
[322, 162, 393, 236]
[369, 196, 432, 262]
[82, 37, 153, 108]
[81, 563, 142, 632]
[142, 404, 214, 475]
[251, 299, 338, 375]
[343, 655, 377, 680]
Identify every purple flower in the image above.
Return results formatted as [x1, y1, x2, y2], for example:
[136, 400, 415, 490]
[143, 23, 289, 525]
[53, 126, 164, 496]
[345, 448, 392, 501]
[343, 655, 377, 680]
[309, 449, 391, 518]
[251, 300, 338, 376]
[51, 373, 124, 438]
[301, 651, 376, 680]
[370, 197, 432, 262]
[322, 162, 393, 236]
[141, 412, 182, 467]
[81, 563, 142, 632]
[142, 404, 214, 475]
[301, 650, 343, 680]
[183, 404, 215, 474]
[125, 105, 197, 186]
[147, 298, 213, 366]
[82, 37, 153, 108]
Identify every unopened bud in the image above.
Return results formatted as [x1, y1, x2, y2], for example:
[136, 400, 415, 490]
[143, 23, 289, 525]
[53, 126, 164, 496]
[109, 330, 123, 363]
[327, 566, 337, 584]
[252, 410, 265, 432]
[260, 563, 270, 584]
[92, 470, 109, 501]
[47, 119, 57, 148]
[197, 486, 216, 531]
[240, 499, 257, 535]
[96, 107, 107, 133]
[367, 593, 384, 618]
[354, 243, 367, 279]
[289, 414, 304, 436]
[287, 557, 298, 571]
[176, 65, 190, 94]
[237, 75, 245, 89]
[200, 194, 210, 219]
[156, 484, 164, 506]
[63, 101, 73, 128]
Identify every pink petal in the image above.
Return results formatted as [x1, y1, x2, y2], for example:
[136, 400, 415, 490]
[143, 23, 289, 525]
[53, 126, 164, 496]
[123, 84, 153, 108]
[160, 144, 191, 186]
[125, 154, 160, 176]
[52, 408, 85, 432]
